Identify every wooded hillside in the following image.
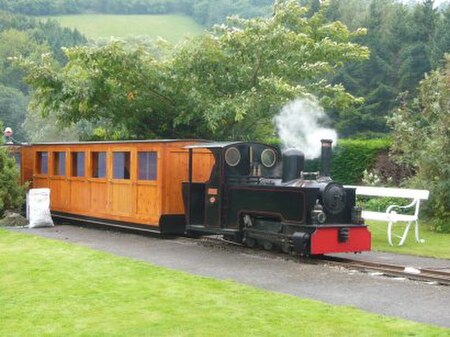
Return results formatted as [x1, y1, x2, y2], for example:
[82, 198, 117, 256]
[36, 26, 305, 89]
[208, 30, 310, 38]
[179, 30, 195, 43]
[2, 0, 449, 138]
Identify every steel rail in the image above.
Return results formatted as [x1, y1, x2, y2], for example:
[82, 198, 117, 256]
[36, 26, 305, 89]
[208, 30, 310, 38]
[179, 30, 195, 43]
[322, 256, 450, 286]
[199, 236, 450, 286]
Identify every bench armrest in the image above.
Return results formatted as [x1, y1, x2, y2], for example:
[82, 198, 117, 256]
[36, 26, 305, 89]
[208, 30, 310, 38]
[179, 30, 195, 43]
[386, 199, 419, 220]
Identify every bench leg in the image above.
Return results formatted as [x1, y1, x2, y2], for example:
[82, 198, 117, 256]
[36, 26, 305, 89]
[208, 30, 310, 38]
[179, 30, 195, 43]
[414, 220, 423, 243]
[398, 221, 413, 246]
[388, 221, 394, 246]
[388, 221, 413, 246]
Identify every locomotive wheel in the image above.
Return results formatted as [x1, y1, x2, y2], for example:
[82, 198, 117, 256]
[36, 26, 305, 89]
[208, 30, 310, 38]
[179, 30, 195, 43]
[262, 240, 273, 251]
[245, 237, 256, 248]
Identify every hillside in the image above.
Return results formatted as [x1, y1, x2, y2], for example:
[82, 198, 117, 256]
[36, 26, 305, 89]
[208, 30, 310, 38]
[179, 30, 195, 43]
[42, 14, 205, 42]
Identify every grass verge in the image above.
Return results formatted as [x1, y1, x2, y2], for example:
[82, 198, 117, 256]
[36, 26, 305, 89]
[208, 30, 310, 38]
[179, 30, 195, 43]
[369, 220, 450, 259]
[1, 229, 448, 336]
[41, 14, 205, 42]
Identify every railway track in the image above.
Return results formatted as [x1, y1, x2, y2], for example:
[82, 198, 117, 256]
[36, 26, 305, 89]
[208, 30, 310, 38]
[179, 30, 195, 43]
[322, 256, 450, 286]
[198, 236, 450, 286]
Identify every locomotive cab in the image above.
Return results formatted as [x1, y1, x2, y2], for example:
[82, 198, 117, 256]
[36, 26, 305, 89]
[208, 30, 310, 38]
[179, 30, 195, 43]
[183, 142, 282, 235]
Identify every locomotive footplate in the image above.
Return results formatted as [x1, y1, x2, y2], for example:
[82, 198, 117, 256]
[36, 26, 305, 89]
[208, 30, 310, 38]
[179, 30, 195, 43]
[244, 223, 371, 255]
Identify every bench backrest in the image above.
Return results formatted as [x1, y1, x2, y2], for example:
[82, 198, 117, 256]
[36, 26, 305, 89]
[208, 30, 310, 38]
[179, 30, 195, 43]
[344, 185, 430, 200]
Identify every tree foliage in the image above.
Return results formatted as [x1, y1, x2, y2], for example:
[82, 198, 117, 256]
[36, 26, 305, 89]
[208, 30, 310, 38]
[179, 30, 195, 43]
[328, 0, 450, 137]
[0, 11, 87, 141]
[0, 84, 28, 138]
[388, 55, 450, 232]
[2, 0, 450, 140]
[0, 145, 26, 216]
[22, 0, 369, 141]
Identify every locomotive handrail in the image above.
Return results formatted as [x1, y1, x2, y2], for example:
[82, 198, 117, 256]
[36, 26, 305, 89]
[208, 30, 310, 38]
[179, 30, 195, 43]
[345, 185, 430, 246]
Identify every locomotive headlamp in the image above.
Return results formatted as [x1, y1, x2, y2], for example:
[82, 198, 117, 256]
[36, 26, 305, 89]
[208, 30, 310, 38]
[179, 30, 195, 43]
[312, 201, 327, 224]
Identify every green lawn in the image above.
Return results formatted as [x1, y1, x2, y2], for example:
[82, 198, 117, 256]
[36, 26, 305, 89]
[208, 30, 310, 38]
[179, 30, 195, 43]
[369, 220, 450, 259]
[41, 14, 205, 42]
[0, 229, 448, 337]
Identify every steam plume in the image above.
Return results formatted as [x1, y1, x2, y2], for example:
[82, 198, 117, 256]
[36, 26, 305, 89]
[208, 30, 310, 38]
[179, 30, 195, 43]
[274, 97, 338, 159]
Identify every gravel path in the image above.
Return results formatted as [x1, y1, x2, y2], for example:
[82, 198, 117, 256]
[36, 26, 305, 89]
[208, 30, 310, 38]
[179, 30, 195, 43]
[8, 225, 450, 328]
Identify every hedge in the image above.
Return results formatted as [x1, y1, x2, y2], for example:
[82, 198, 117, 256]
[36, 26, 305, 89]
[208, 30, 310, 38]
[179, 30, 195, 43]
[304, 138, 392, 185]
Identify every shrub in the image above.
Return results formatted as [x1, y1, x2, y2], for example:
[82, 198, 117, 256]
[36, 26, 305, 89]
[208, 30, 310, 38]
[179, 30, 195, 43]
[388, 56, 450, 232]
[0, 147, 26, 217]
[358, 197, 410, 213]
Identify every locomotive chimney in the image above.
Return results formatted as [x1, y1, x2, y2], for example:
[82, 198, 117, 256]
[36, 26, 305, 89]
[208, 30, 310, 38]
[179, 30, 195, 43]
[321, 139, 332, 178]
[282, 148, 305, 182]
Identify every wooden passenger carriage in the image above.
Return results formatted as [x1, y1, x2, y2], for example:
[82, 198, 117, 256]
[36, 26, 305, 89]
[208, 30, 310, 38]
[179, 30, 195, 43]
[21, 140, 214, 234]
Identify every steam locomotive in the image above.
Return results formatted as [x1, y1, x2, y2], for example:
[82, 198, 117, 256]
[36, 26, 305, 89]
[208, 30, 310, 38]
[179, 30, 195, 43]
[184, 139, 371, 255]
[6, 138, 371, 256]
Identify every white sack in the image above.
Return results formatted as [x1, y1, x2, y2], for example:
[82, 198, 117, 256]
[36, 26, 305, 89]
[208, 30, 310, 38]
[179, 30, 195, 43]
[27, 188, 54, 228]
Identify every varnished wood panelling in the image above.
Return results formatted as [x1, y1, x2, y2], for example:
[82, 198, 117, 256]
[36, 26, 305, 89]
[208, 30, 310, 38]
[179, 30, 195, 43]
[164, 150, 188, 214]
[69, 179, 90, 212]
[33, 176, 49, 189]
[89, 180, 108, 215]
[110, 181, 133, 216]
[49, 178, 69, 210]
[163, 148, 214, 214]
[193, 151, 215, 182]
[136, 183, 159, 223]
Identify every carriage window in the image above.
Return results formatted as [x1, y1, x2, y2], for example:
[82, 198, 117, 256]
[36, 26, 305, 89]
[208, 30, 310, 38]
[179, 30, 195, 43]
[138, 152, 157, 180]
[71, 152, 85, 177]
[13, 152, 21, 170]
[53, 152, 66, 176]
[92, 152, 106, 178]
[113, 152, 130, 179]
[37, 152, 48, 174]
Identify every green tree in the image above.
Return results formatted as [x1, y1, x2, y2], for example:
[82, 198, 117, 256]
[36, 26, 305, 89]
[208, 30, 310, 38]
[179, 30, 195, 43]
[328, 0, 448, 137]
[22, 108, 80, 142]
[388, 55, 450, 232]
[0, 84, 28, 139]
[331, 0, 406, 136]
[432, 4, 450, 68]
[0, 29, 49, 93]
[397, 0, 437, 93]
[32, 20, 87, 64]
[21, 41, 177, 139]
[0, 11, 89, 141]
[22, 0, 369, 141]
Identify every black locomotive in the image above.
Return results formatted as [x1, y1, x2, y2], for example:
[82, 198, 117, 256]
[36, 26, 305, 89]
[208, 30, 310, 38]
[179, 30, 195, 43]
[183, 139, 371, 255]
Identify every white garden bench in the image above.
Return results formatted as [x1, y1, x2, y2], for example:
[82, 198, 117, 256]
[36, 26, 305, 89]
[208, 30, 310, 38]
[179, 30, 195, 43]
[345, 186, 430, 246]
